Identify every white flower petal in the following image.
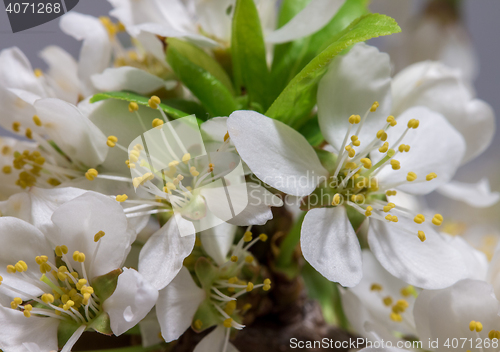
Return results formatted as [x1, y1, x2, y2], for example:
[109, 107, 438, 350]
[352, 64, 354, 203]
[192, 0, 234, 41]
[34, 98, 108, 167]
[448, 236, 488, 281]
[368, 215, 467, 289]
[227, 110, 328, 196]
[156, 267, 205, 342]
[91, 67, 168, 95]
[193, 326, 239, 352]
[48, 192, 134, 279]
[392, 61, 495, 163]
[0, 88, 39, 132]
[437, 178, 500, 208]
[200, 222, 237, 265]
[0, 306, 59, 352]
[300, 206, 362, 287]
[138, 216, 195, 290]
[59, 12, 111, 96]
[103, 268, 159, 336]
[372, 107, 466, 195]
[0, 217, 53, 300]
[139, 311, 163, 347]
[317, 43, 392, 151]
[0, 47, 45, 96]
[266, 0, 345, 44]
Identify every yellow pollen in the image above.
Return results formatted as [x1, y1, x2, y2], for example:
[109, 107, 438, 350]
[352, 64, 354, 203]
[116, 194, 128, 202]
[370, 101, 380, 112]
[243, 231, 253, 242]
[432, 214, 443, 226]
[426, 172, 437, 181]
[385, 214, 398, 223]
[386, 116, 397, 126]
[182, 153, 191, 164]
[245, 255, 253, 263]
[376, 130, 387, 141]
[94, 231, 105, 242]
[418, 231, 426, 242]
[224, 132, 230, 142]
[223, 318, 233, 328]
[383, 296, 393, 306]
[55, 245, 68, 257]
[407, 119, 420, 129]
[348, 115, 361, 124]
[414, 214, 425, 224]
[152, 118, 164, 128]
[190, 166, 199, 177]
[360, 158, 372, 169]
[32, 115, 42, 126]
[344, 161, 357, 170]
[41, 293, 55, 304]
[406, 172, 417, 182]
[390, 312, 403, 322]
[85, 168, 98, 181]
[148, 96, 161, 109]
[345, 145, 356, 158]
[365, 206, 373, 217]
[488, 330, 500, 340]
[15, 261, 28, 272]
[332, 193, 341, 206]
[259, 234, 268, 242]
[390, 159, 400, 170]
[263, 278, 271, 291]
[72, 251, 86, 263]
[378, 142, 389, 153]
[25, 128, 33, 139]
[351, 194, 364, 203]
[194, 319, 203, 330]
[106, 135, 118, 148]
[35, 256, 48, 265]
[469, 320, 483, 332]
[34, 68, 43, 77]
[370, 283, 383, 291]
[350, 135, 360, 147]
[230, 255, 238, 262]
[398, 144, 411, 153]
[128, 102, 139, 113]
[2, 165, 12, 174]
[383, 203, 395, 212]
[246, 282, 254, 292]
[12, 122, 21, 132]
[386, 190, 397, 196]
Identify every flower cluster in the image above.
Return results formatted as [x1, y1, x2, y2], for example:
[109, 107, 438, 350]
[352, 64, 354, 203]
[0, 1, 498, 352]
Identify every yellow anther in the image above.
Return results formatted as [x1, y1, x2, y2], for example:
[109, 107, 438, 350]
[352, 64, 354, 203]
[223, 318, 233, 328]
[396, 299, 409, 309]
[35, 256, 48, 265]
[385, 214, 398, 223]
[129, 150, 140, 163]
[39, 263, 51, 274]
[194, 319, 203, 330]
[344, 161, 357, 170]
[12, 122, 21, 132]
[390, 312, 403, 322]
[224, 131, 230, 142]
[106, 135, 118, 148]
[242, 303, 252, 312]
[370, 283, 383, 291]
[348, 115, 361, 124]
[426, 172, 437, 181]
[128, 102, 139, 113]
[488, 330, 500, 340]
[332, 193, 341, 206]
[432, 214, 443, 226]
[165, 182, 177, 192]
[351, 194, 364, 203]
[243, 231, 253, 242]
[230, 255, 238, 262]
[169, 160, 180, 168]
[2, 165, 12, 174]
[25, 128, 33, 139]
[390, 159, 400, 170]
[63, 300, 75, 311]
[228, 277, 238, 284]
[413, 214, 425, 224]
[398, 144, 410, 153]
[55, 245, 68, 257]
[401, 286, 414, 297]
[246, 282, 254, 292]
[386, 190, 397, 196]
[152, 118, 164, 128]
[378, 142, 389, 153]
[407, 119, 420, 129]
[350, 135, 360, 147]
[376, 130, 387, 141]
[345, 145, 355, 158]
[76, 279, 87, 290]
[57, 272, 67, 281]
[383, 296, 393, 306]
[85, 168, 98, 181]
[259, 234, 268, 242]
[386, 115, 397, 127]
[365, 206, 373, 217]
[72, 251, 86, 263]
[148, 96, 161, 109]
[360, 158, 372, 169]
[182, 153, 191, 164]
[406, 172, 417, 182]
[190, 166, 199, 177]
[94, 231, 105, 242]
[34, 68, 43, 77]
[418, 231, 426, 242]
[469, 320, 483, 332]
[32, 115, 42, 126]
[116, 194, 128, 202]
[263, 278, 271, 291]
[370, 101, 379, 112]
[224, 301, 236, 316]
[245, 255, 253, 264]
[41, 293, 55, 304]
[383, 203, 395, 212]
[15, 261, 28, 272]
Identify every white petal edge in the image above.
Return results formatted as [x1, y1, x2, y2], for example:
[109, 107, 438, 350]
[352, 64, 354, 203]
[437, 178, 500, 208]
[91, 67, 168, 95]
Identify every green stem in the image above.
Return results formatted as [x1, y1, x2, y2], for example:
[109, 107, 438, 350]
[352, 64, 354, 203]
[276, 212, 305, 270]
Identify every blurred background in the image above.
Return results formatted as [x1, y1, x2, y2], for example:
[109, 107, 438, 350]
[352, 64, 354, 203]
[1, 0, 499, 226]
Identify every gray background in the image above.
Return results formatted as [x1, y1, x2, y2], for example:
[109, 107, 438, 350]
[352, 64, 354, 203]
[1, 0, 499, 224]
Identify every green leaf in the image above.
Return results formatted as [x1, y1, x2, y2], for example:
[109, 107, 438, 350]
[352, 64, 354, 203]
[90, 91, 189, 120]
[58, 320, 81, 349]
[194, 257, 219, 292]
[271, 0, 369, 98]
[92, 268, 122, 303]
[302, 262, 348, 327]
[191, 298, 220, 332]
[314, 147, 337, 174]
[266, 13, 401, 128]
[163, 98, 208, 121]
[299, 116, 324, 147]
[231, 0, 271, 109]
[167, 39, 239, 117]
[88, 312, 112, 335]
